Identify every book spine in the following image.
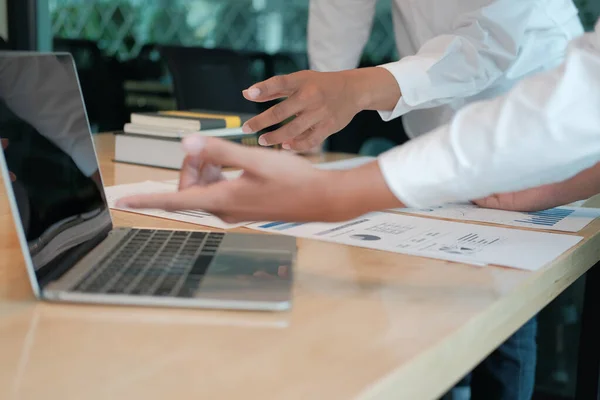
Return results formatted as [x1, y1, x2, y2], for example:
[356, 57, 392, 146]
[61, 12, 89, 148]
[120, 132, 260, 147]
[130, 114, 201, 130]
[198, 119, 227, 130]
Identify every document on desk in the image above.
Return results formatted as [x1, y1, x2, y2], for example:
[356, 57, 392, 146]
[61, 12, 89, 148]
[247, 212, 582, 271]
[392, 203, 600, 232]
[104, 181, 246, 229]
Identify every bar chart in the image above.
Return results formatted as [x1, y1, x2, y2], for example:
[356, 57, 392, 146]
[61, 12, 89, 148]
[515, 208, 576, 227]
[397, 203, 600, 232]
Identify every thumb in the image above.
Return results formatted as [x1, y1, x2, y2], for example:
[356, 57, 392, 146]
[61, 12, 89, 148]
[178, 154, 223, 191]
[182, 135, 268, 175]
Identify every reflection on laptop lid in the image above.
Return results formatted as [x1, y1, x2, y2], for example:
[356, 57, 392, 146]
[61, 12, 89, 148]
[0, 52, 112, 295]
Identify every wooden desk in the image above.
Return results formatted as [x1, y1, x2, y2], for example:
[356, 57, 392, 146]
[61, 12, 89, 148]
[1, 133, 599, 400]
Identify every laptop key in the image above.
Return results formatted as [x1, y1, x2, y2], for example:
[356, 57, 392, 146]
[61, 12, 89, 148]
[190, 255, 214, 276]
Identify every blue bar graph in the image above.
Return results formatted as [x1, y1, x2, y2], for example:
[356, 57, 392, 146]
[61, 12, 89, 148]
[259, 221, 306, 231]
[514, 208, 575, 227]
[259, 221, 288, 229]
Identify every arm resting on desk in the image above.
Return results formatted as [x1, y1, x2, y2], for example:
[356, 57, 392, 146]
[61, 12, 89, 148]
[116, 136, 402, 223]
[379, 22, 600, 208]
[473, 162, 600, 211]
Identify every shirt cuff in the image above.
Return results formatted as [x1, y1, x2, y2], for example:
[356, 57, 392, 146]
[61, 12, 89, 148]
[376, 58, 433, 121]
[377, 128, 467, 208]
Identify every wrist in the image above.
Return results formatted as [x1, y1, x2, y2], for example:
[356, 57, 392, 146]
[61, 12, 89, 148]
[344, 67, 401, 112]
[343, 69, 373, 112]
[319, 161, 405, 221]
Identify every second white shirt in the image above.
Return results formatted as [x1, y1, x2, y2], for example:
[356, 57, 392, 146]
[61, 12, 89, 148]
[308, 0, 584, 138]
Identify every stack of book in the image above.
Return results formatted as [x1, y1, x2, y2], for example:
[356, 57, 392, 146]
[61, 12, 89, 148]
[115, 110, 260, 169]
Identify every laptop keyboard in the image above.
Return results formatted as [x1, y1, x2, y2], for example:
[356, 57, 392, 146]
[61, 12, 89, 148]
[74, 229, 224, 298]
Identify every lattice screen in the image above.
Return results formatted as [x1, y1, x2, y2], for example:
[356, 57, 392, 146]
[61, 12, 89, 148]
[49, 0, 397, 63]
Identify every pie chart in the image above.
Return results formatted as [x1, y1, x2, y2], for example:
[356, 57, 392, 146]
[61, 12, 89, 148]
[350, 234, 381, 241]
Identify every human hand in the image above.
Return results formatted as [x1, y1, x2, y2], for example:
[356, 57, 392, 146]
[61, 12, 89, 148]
[115, 135, 402, 223]
[473, 187, 560, 212]
[241, 70, 362, 152]
[1, 138, 16, 182]
[241, 68, 400, 152]
[116, 136, 345, 223]
[473, 162, 600, 212]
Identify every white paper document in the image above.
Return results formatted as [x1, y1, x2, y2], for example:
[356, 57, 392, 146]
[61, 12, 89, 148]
[248, 212, 582, 271]
[104, 181, 245, 229]
[392, 203, 600, 232]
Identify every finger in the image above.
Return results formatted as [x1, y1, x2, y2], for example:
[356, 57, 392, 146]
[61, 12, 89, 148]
[181, 135, 271, 176]
[286, 124, 330, 152]
[116, 183, 227, 212]
[179, 155, 202, 191]
[252, 271, 277, 279]
[180, 137, 225, 189]
[257, 111, 324, 147]
[473, 195, 506, 210]
[178, 155, 223, 191]
[9, 172, 16, 182]
[242, 74, 301, 103]
[1, 138, 8, 150]
[243, 95, 307, 135]
[218, 213, 240, 224]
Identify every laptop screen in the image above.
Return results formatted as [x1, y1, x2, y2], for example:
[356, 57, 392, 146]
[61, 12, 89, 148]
[0, 53, 112, 285]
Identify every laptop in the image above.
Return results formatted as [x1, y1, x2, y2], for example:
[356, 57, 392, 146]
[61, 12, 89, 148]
[0, 52, 296, 311]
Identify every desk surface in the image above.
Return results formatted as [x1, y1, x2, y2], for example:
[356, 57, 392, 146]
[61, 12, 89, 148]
[1, 133, 599, 400]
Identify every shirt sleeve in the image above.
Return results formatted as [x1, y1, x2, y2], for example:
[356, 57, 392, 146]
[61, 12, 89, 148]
[308, 0, 378, 72]
[378, 21, 600, 208]
[377, 0, 580, 121]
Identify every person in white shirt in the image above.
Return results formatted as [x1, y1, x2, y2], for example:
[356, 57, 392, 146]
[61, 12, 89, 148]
[117, 16, 600, 400]
[248, 0, 583, 151]
[117, 11, 600, 212]
[115, 16, 600, 216]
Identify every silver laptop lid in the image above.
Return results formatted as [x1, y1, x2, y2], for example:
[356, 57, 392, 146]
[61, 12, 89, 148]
[0, 52, 112, 296]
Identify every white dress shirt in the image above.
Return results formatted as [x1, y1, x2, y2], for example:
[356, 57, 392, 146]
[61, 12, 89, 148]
[308, 0, 584, 138]
[378, 19, 600, 208]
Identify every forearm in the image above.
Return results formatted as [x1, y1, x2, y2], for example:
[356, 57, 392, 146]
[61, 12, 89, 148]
[378, 24, 600, 208]
[323, 161, 404, 220]
[475, 162, 600, 212]
[533, 163, 600, 208]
